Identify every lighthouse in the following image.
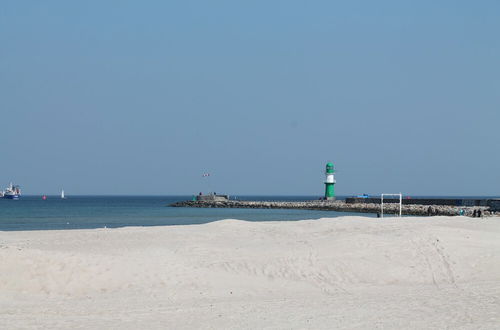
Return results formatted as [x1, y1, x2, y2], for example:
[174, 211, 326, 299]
[324, 162, 336, 200]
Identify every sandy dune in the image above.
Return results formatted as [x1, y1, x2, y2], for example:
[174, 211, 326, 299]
[1, 216, 499, 329]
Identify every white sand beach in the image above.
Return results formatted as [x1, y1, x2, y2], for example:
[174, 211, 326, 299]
[1, 216, 499, 329]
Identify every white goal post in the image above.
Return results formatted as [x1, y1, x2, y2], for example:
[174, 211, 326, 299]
[381, 193, 402, 218]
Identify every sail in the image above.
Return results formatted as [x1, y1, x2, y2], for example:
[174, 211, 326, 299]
[61, 190, 65, 199]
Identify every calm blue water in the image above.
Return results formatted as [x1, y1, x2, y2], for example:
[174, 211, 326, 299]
[0, 195, 375, 231]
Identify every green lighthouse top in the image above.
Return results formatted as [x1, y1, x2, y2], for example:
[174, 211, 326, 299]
[326, 162, 335, 173]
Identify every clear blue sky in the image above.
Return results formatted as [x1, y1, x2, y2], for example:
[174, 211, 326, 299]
[1, 1, 499, 196]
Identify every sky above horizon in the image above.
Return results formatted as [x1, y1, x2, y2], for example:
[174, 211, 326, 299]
[1, 1, 499, 196]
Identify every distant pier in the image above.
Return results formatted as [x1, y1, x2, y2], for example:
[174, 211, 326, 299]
[170, 199, 498, 217]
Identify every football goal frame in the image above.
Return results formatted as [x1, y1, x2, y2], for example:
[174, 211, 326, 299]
[381, 193, 403, 218]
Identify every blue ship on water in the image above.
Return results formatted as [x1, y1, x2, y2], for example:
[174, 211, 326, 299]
[1, 183, 21, 199]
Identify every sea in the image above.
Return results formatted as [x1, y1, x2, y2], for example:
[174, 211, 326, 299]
[0, 195, 376, 231]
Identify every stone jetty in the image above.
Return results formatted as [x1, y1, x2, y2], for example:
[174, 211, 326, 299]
[170, 200, 494, 217]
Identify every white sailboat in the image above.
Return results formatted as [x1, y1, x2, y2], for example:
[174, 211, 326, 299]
[61, 189, 66, 199]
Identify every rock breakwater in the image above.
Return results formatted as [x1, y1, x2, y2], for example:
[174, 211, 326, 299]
[170, 200, 493, 217]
